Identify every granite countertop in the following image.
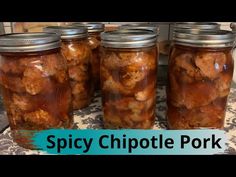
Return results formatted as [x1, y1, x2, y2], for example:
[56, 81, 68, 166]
[0, 83, 236, 155]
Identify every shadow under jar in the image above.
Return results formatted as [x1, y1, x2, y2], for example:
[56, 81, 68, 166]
[72, 22, 105, 90]
[100, 29, 158, 129]
[44, 26, 93, 110]
[167, 30, 235, 129]
[0, 33, 73, 149]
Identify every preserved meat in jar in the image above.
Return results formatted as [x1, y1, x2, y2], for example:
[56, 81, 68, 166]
[72, 22, 105, 89]
[44, 26, 93, 110]
[167, 30, 234, 129]
[0, 33, 73, 149]
[101, 29, 158, 129]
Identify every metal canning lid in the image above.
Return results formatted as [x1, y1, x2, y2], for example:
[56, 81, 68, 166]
[43, 26, 88, 40]
[0, 32, 61, 52]
[72, 22, 105, 33]
[230, 22, 236, 31]
[173, 30, 234, 48]
[101, 29, 157, 48]
[174, 22, 220, 32]
[174, 28, 220, 35]
[120, 23, 159, 34]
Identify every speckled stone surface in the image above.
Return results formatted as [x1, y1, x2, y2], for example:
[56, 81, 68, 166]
[0, 85, 236, 155]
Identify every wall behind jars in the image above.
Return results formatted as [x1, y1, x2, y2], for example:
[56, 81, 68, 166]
[4, 22, 232, 40]
[4, 22, 172, 41]
[2, 22, 12, 33]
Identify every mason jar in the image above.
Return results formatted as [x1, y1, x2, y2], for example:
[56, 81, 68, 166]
[100, 29, 158, 129]
[72, 22, 105, 89]
[0, 33, 73, 149]
[230, 22, 236, 83]
[167, 30, 234, 129]
[44, 26, 93, 110]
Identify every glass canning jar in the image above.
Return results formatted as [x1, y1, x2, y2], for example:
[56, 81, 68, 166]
[0, 33, 73, 149]
[100, 29, 158, 129]
[167, 30, 235, 129]
[44, 26, 93, 110]
[72, 22, 105, 89]
[230, 22, 236, 83]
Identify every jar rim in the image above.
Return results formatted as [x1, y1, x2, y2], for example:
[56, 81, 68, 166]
[173, 30, 234, 48]
[43, 26, 88, 39]
[174, 22, 220, 31]
[0, 32, 61, 52]
[71, 22, 105, 33]
[119, 23, 160, 34]
[101, 29, 157, 48]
